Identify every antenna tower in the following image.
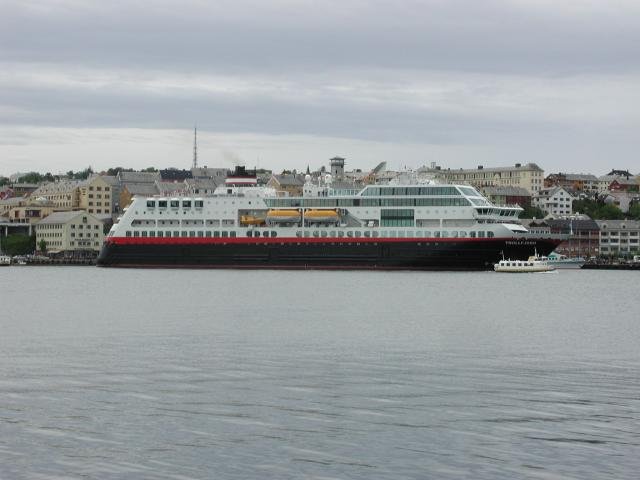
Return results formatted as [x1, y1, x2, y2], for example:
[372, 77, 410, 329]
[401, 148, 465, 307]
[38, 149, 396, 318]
[192, 126, 198, 169]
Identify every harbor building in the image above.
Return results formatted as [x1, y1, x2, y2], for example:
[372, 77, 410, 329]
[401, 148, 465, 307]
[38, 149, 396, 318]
[36, 211, 105, 253]
[30, 175, 114, 215]
[597, 220, 640, 257]
[426, 163, 544, 194]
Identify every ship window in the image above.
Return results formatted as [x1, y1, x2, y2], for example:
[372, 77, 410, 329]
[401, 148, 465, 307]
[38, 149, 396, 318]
[195, 200, 204, 208]
[174, 231, 180, 237]
[158, 200, 167, 208]
[222, 231, 228, 238]
[126, 231, 131, 237]
[181, 231, 187, 237]
[304, 231, 310, 237]
[372, 231, 379, 238]
[459, 231, 467, 238]
[189, 231, 195, 237]
[347, 231, 353, 237]
[313, 231, 319, 237]
[470, 231, 476, 238]
[247, 231, 253, 237]
[205, 231, 211, 237]
[198, 231, 204, 237]
[338, 231, 344, 237]
[170, 200, 179, 208]
[330, 231, 336, 237]
[230, 231, 236, 238]
[262, 231, 268, 237]
[321, 231, 328, 238]
[364, 231, 370, 238]
[355, 231, 362, 238]
[183, 200, 192, 208]
[434, 231, 440, 238]
[478, 231, 486, 238]
[147, 200, 155, 208]
[133, 231, 140, 237]
[214, 231, 220, 238]
[149, 231, 156, 237]
[487, 231, 494, 238]
[157, 231, 163, 237]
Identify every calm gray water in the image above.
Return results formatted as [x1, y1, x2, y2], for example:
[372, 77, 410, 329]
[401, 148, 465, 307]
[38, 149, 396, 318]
[1, 268, 639, 479]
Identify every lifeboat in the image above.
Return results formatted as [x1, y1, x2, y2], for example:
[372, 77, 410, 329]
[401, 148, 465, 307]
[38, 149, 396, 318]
[304, 209, 340, 223]
[266, 209, 301, 224]
[240, 215, 267, 226]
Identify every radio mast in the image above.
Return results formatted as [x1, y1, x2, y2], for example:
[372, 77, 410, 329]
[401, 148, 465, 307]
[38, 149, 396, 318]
[192, 126, 198, 169]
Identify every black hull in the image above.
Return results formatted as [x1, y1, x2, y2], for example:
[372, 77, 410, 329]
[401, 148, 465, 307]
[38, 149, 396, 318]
[98, 238, 562, 270]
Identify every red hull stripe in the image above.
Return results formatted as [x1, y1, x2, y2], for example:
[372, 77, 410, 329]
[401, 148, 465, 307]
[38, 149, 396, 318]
[106, 236, 555, 246]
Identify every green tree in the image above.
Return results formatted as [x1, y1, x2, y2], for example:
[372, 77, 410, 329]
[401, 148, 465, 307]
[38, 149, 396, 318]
[143, 167, 158, 172]
[0, 234, 36, 255]
[594, 204, 624, 220]
[0, 176, 9, 186]
[38, 239, 47, 253]
[627, 202, 640, 220]
[520, 205, 546, 219]
[17, 172, 44, 184]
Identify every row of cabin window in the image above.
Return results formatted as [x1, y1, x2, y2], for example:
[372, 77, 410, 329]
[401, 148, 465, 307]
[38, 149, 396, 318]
[293, 230, 495, 239]
[147, 200, 204, 208]
[266, 197, 470, 208]
[126, 230, 237, 238]
[131, 219, 234, 227]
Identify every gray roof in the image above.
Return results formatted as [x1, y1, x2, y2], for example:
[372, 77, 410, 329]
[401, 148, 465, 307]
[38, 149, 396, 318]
[483, 186, 531, 196]
[596, 220, 640, 229]
[100, 175, 119, 185]
[184, 178, 221, 189]
[446, 163, 543, 174]
[272, 174, 304, 186]
[38, 211, 89, 224]
[118, 171, 161, 183]
[124, 183, 159, 196]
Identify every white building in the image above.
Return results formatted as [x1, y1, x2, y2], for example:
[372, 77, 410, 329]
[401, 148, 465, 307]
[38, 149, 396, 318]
[534, 186, 574, 216]
[36, 211, 105, 253]
[597, 220, 640, 256]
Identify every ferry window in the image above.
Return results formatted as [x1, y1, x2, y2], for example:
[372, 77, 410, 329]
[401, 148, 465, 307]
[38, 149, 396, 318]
[263, 231, 269, 237]
[313, 231, 320, 237]
[372, 231, 378, 238]
[180, 231, 187, 237]
[126, 231, 131, 237]
[146, 200, 155, 208]
[230, 231, 236, 238]
[459, 231, 467, 238]
[214, 231, 220, 238]
[347, 231, 353, 237]
[157, 231, 163, 238]
[355, 231, 362, 238]
[149, 231, 156, 237]
[296, 231, 302, 238]
[330, 231, 336, 237]
[304, 231, 310, 237]
[222, 231, 228, 238]
[158, 200, 167, 208]
[247, 231, 253, 237]
[174, 231, 180, 237]
[434, 231, 440, 238]
[364, 231, 370, 238]
[170, 200, 179, 208]
[338, 231, 344, 237]
[189, 231, 196, 237]
[133, 231, 140, 237]
[451, 231, 458, 238]
[195, 200, 204, 208]
[478, 231, 486, 238]
[487, 231, 495, 238]
[205, 231, 211, 237]
[198, 231, 204, 237]
[321, 231, 328, 238]
[470, 231, 476, 238]
[183, 200, 192, 208]
[397, 231, 405, 238]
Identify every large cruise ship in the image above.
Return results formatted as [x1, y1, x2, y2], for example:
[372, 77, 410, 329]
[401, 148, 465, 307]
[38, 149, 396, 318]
[98, 170, 564, 270]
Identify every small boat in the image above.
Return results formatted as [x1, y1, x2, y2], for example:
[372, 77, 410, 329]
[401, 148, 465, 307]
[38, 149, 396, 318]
[494, 251, 555, 273]
[0, 255, 11, 266]
[547, 251, 586, 269]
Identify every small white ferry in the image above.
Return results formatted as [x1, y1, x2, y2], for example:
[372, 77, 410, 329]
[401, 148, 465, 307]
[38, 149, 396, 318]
[547, 252, 586, 269]
[494, 251, 555, 273]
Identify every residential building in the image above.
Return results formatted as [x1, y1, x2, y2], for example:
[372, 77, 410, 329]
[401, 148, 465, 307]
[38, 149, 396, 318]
[191, 167, 228, 181]
[481, 186, 531, 207]
[267, 174, 305, 197]
[185, 178, 220, 196]
[117, 171, 161, 184]
[534, 186, 574, 216]
[119, 184, 160, 209]
[544, 173, 599, 192]
[29, 175, 114, 215]
[597, 220, 640, 257]
[598, 169, 637, 192]
[428, 163, 544, 194]
[36, 211, 105, 253]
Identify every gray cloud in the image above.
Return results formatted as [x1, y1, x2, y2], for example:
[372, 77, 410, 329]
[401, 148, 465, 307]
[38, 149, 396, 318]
[1, 0, 639, 174]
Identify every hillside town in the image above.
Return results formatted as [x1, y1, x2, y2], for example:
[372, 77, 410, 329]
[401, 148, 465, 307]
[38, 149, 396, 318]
[1, 158, 639, 262]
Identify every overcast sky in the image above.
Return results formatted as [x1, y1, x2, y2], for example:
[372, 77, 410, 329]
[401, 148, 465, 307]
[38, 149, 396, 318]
[1, 0, 639, 176]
